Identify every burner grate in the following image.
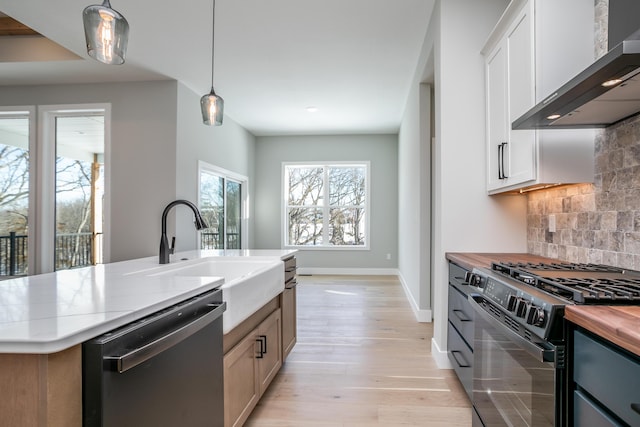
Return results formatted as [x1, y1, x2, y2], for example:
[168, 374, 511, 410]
[491, 261, 640, 304]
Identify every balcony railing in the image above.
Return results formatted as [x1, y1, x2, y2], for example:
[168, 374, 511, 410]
[0, 232, 27, 276]
[200, 231, 240, 250]
[0, 232, 94, 277]
[2, 231, 236, 278]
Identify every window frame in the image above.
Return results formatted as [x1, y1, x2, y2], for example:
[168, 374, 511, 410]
[197, 161, 249, 250]
[282, 161, 370, 250]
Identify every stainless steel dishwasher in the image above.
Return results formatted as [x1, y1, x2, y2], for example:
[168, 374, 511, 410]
[82, 288, 226, 427]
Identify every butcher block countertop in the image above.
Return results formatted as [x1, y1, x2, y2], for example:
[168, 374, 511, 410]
[446, 252, 640, 358]
[445, 252, 558, 271]
[565, 306, 640, 357]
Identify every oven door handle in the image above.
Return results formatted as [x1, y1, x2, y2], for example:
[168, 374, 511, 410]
[468, 295, 555, 363]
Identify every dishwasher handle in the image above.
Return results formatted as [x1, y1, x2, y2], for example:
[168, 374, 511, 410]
[105, 301, 226, 373]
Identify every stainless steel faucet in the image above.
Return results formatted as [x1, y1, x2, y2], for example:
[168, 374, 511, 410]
[159, 200, 208, 264]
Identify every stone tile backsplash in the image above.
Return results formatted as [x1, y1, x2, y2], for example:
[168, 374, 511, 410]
[526, 0, 640, 269]
[527, 114, 640, 269]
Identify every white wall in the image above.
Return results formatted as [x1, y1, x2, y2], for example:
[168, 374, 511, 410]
[428, 0, 528, 366]
[253, 134, 398, 271]
[174, 82, 256, 251]
[0, 81, 178, 262]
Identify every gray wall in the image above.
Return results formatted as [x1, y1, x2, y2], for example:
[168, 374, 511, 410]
[174, 82, 256, 251]
[253, 134, 398, 270]
[398, 78, 432, 320]
[0, 80, 256, 263]
[0, 81, 178, 262]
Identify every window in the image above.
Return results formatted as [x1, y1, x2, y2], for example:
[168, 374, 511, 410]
[198, 162, 248, 250]
[284, 163, 369, 249]
[0, 105, 108, 277]
[0, 109, 32, 276]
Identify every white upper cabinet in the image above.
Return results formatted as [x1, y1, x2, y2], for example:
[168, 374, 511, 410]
[484, 0, 595, 195]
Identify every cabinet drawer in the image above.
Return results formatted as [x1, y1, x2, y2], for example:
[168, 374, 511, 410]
[284, 256, 297, 284]
[573, 329, 640, 427]
[573, 390, 622, 427]
[448, 285, 474, 347]
[449, 262, 468, 286]
[447, 323, 472, 400]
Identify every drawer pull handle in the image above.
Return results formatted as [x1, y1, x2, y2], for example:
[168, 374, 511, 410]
[256, 335, 267, 359]
[631, 403, 640, 415]
[451, 350, 470, 368]
[453, 309, 471, 322]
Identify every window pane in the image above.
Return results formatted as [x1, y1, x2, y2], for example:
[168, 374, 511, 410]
[287, 167, 324, 206]
[55, 115, 104, 271]
[226, 180, 241, 249]
[329, 166, 366, 206]
[288, 207, 323, 245]
[329, 208, 365, 245]
[200, 171, 224, 249]
[0, 116, 30, 277]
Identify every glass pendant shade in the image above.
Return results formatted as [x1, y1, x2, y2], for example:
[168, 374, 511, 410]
[83, 0, 129, 65]
[201, 87, 224, 126]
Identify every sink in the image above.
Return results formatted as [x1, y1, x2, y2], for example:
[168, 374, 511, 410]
[134, 257, 284, 333]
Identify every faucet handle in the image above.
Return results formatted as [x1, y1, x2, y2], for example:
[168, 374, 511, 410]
[170, 237, 175, 255]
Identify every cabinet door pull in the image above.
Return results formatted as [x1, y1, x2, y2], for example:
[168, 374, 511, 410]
[498, 143, 504, 179]
[256, 336, 265, 359]
[259, 334, 268, 354]
[498, 142, 509, 179]
[631, 403, 640, 415]
[453, 309, 471, 322]
[451, 350, 470, 368]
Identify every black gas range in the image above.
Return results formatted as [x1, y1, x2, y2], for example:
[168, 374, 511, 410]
[468, 261, 640, 427]
[469, 261, 640, 341]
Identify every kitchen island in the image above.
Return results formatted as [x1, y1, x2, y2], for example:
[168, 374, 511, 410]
[0, 249, 295, 427]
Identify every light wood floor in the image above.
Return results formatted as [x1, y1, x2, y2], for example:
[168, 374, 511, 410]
[245, 275, 472, 426]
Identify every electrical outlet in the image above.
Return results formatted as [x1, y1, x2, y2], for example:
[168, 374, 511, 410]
[549, 214, 556, 233]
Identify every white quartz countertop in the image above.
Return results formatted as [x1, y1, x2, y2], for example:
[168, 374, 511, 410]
[0, 249, 296, 354]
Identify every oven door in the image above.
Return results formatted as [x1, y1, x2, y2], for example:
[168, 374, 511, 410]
[469, 295, 562, 427]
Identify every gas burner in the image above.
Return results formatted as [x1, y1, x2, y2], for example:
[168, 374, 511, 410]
[491, 261, 640, 304]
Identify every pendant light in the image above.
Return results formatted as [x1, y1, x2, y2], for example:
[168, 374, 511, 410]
[200, 0, 224, 126]
[82, 0, 129, 65]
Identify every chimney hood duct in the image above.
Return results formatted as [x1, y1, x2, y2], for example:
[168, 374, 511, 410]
[512, 30, 640, 130]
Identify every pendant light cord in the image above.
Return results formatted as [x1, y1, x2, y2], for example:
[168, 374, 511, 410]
[211, 0, 216, 89]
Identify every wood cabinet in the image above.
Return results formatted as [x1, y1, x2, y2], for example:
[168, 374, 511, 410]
[223, 303, 282, 427]
[281, 255, 297, 360]
[483, 0, 595, 194]
[0, 345, 82, 427]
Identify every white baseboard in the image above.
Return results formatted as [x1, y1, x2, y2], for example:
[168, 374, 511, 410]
[431, 337, 452, 369]
[396, 272, 433, 322]
[297, 267, 399, 276]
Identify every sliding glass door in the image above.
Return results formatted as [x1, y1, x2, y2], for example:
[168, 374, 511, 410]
[0, 111, 32, 277]
[199, 162, 246, 250]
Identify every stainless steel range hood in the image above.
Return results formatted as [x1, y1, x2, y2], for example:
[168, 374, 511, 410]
[512, 30, 640, 130]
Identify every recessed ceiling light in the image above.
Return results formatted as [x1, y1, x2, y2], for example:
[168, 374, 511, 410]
[306, 106, 319, 113]
[547, 114, 561, 120]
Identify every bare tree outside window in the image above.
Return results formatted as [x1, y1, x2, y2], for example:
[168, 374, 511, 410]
[199, 166, 244, 250]
[285, 164, 367, 247]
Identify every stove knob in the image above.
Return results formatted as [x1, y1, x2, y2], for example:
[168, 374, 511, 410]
[506, 295, 518, 312]
[515, 299, 529, 318]
[466, 273, 484, 288]
[526, 305, 546, 327]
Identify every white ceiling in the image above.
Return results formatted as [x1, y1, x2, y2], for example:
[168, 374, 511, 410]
[0, 0, 434, 136]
